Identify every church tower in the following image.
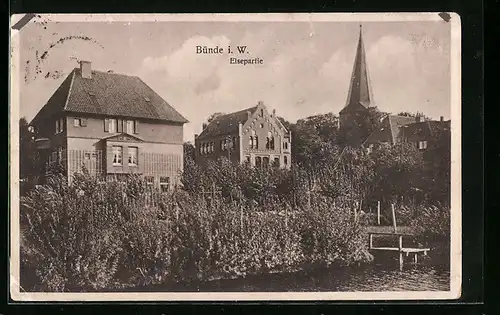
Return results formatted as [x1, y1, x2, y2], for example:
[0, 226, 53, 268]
[339, 25, 374, 147]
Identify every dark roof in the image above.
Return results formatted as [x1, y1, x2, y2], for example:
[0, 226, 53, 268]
[404, 120, 451, 141]
[197, 106, 258, 139]
[388, 115, 416, 143]
[340, 25, 373, 114]
[31, 68, 188, 125]
[364, 115, 416, 145]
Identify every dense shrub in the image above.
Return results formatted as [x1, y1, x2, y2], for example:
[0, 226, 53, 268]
[20, 172, 375, 291]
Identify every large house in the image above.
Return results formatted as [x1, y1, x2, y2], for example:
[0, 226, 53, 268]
[194, 101, 292, 168]
[30, 61, 188, 190]
[339, 25, 451, 154]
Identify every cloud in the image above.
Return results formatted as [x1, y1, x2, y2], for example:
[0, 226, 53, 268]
[139, 31, 450, 142]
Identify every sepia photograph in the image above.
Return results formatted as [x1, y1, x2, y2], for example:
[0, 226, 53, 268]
[10, 13, 461, 301]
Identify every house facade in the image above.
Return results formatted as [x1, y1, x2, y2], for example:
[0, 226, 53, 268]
[194, 101, 291, 168]
[30, 61, 188, 190]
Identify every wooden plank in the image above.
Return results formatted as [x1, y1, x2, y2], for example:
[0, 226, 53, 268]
[391, 203, 397, 233]
[370, 247, 430, 253]
[365, 225, 415, 235]
[377, 201, 381, 225]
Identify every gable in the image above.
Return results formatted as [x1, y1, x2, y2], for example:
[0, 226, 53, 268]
[101, 133, 145, 143]
[241, 104, 285, 137]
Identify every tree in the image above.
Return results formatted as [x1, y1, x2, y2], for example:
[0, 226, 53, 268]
[19, 117, 39, 180]
[396, 111, 430, 121]
[284, 113, 341, 169]
[183, 142, 196, 163]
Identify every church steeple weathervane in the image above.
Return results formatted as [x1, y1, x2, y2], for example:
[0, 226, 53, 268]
[342, 23, 373, 111]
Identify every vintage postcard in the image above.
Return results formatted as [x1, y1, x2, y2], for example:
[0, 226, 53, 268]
[9, 13, 461, 301]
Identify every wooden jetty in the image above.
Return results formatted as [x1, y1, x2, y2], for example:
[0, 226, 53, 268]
[368, 230, 430, 270]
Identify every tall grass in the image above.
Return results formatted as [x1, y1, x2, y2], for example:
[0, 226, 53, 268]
[20, 170, 373, 292]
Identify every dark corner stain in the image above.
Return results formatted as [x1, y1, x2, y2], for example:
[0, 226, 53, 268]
[438, 12, 451, 23]
[11, 13, 36, 30]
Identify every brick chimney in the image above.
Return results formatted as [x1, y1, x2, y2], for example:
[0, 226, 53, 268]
[80, 60, 92, 79]
[440, 116, 444, 121]
[202, 123, 207, 130]
[416, 115, 421, 123]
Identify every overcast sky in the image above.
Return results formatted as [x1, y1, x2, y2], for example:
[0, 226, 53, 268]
[18, 19, 451, 142]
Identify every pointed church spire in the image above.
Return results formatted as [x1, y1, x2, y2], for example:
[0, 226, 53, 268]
[343, 24, 373, 110]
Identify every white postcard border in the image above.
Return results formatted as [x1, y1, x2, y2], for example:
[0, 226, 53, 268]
[9, 12, 462, 301]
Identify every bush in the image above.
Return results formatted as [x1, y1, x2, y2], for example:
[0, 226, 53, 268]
[20, 172, 375, 291]
[20, 174, 123, 291]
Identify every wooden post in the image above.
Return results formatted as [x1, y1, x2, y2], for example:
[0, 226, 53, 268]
[240, 201, 243, 232]
[354, 201, 358, 222]
[377, 201, 381, 225]
[391, 203, 397, 233]
[398, 235, 403, 271]
[285, 204, 288, 229]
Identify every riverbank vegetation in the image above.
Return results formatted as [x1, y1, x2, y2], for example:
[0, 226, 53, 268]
[18, 111, 451, 291]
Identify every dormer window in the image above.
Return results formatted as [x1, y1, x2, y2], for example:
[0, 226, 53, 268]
[126, 120, 135, 134]
[105, 118, 117, 133]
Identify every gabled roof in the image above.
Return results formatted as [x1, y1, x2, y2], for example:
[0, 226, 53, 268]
[388, 115, 416, 143]
[197, 106, 258, 139]
[404, 120, 451, 141]
[364, 115, 416, 145]
[30, 67, 188, 125]
[340, 25, 374, 114]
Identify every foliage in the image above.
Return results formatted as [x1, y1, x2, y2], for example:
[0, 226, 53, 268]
[183, 142, 196, 166]
[20, 173, 374, 291]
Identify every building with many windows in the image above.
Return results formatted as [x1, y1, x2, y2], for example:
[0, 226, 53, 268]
[194, 101, 291, 168]
[30, 61, 188, 190]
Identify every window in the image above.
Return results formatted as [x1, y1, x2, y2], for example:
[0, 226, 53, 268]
[160, 176, 170, 192]
[260, 123, 264, 128]
[245, 156, 251, 163]
[284, 155, 288, 165]
[55, 118, 64, 134]
[57, 147, 63, 161]
[260, 109, 264, 117]
[74, 118, 81, 127]
[108, 119, 117, 133]
[273, 157, 280, 167]
[145, 176, 154, 185]
[418, 140, 428, 150]
[266, 132, 275, 150]
[284, 141, 288, 150]
[84, 152, 91, 160]
[255, 156, 262, 168]
[128, 147, 138, 166]
[263, 156, 269, 166]
[112, 146, 123, 165]
[126, 120, 135, 134]
[210, 142, 214, 153]
[249, 131, 254, 148]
